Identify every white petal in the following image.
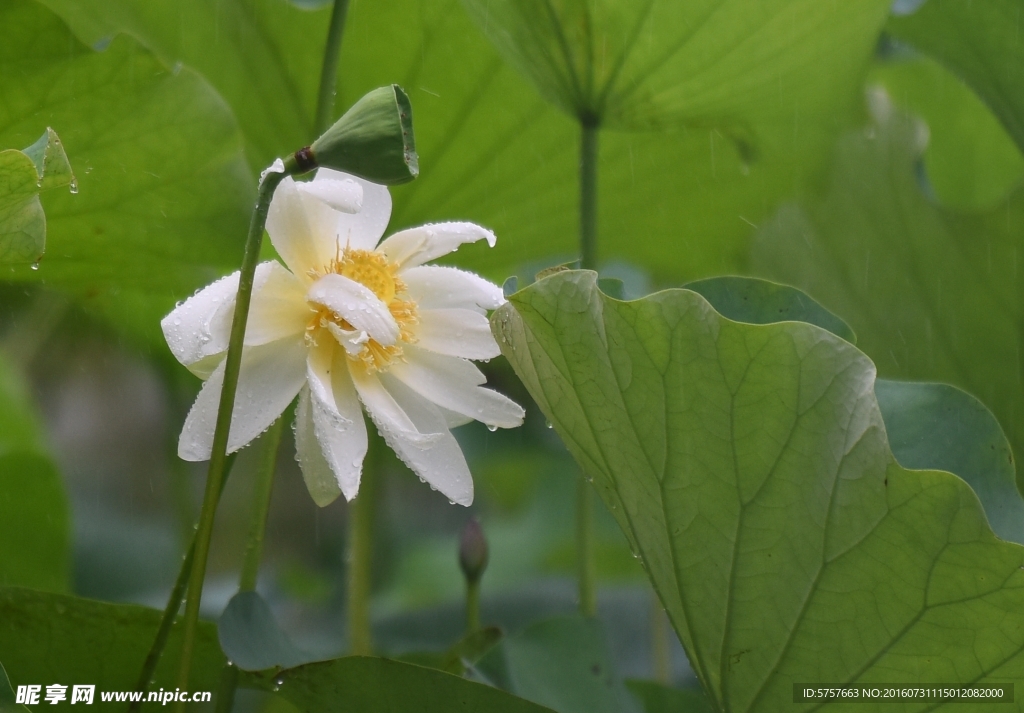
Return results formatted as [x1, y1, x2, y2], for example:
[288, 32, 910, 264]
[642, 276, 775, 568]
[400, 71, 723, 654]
[306, 341, 368, 501]
[161, 271, 237, 377]
[352, 370, 473, 506]
[390, 346, 524, 429]
[246, 261, 310, 346]
[400, 265, 505, 313]
[162, 262, 308, 378]
[295, 178, 363, 213]
[378, 222, 496, 269]
[294, 385, 342, 507]
[314, 168, 392, 251]
[415, 308, 501, 360]
[307, 273, 399, 345]
[266, 176, 341, 278]
[178, 337, 307, 461]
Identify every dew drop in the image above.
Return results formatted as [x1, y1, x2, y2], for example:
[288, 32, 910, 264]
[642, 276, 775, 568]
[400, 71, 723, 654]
[30, 261, 39, 271]
[486, 424, 498, 432]
[545, 420, 553, 429]
[68, 178, 79, 194]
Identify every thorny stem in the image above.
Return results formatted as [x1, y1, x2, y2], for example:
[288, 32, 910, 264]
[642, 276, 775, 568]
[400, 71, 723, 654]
[314, 0, 352, 136]
[129, 453, 238, 713]
[347, 427, 382, 655]
[577, 116, 599, 618]
[173, 167, 291, 710]
[215, 419, 284, 713]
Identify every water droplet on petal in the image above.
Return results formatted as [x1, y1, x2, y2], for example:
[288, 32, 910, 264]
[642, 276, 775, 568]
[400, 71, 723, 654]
[486, 424, 498, 432]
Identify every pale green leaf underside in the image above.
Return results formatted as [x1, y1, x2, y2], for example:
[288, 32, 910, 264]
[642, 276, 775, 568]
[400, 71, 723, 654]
[680, 275, 1022, 546]
[752, 111, 1024, 504]
[493, 271, 1024, 712]
[459, 0, 890, 134]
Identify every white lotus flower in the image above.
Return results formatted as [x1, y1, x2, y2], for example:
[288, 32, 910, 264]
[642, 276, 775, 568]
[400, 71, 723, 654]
[162, 169, 524, 506]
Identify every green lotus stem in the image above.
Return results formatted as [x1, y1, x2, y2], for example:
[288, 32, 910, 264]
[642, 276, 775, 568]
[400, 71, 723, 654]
[128, 452, 238, 713]
[173, 167, 291, 709]
[214, 419, 284, 713]
[314, 0, 352, 136]
[239, 418, 283, 592]
[577, 117, 599, 617]
[465, 579, 481, 634]
[347, 428, 381, 655]
[579, 118, 599, 271]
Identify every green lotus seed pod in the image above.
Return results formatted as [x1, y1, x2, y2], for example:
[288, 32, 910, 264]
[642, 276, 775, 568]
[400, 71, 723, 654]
[288, 85, 418, 184]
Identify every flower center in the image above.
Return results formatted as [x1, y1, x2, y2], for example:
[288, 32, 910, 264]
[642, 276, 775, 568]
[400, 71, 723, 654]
[307, 248, 418, 373]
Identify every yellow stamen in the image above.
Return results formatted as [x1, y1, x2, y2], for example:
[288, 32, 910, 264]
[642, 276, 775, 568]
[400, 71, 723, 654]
[306, 248, 418, 372]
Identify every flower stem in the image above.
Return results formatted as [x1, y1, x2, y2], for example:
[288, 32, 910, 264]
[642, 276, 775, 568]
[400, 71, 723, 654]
[347, 427, 381, 655]
[173, 168, 290, 708]
[465, 579, 481, 634]
[577, 117, 599, 618]
[215, 419, 284, 713]
[314, 0, 352, 136]
[239, 418, 284, 592]
[129, 453, 237, 713]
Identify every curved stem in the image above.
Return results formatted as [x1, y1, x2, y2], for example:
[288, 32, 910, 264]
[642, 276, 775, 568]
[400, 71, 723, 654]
[314, 0, 352, 136]
[577, 118, 599, 618]
[128, 452, 237, 713]
[215, 419, 284, 713]
[173, 169, 289, 708]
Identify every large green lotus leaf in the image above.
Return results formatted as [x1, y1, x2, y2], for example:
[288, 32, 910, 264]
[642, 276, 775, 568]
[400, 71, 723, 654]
[870, 55, 1024, 211]
[887, 0, 1024, 154]
[38, 0, 885, 284]
[676, 275, 1024, 546]
[459, 0, 889, 132]
[0, 588, 223, 696]
[492, 270, 1024, 711]
[0, 0, 252, 304]
[751, 110, 1024, 500]
[0, 129, 75, 265]
[241, 657, 557, 713]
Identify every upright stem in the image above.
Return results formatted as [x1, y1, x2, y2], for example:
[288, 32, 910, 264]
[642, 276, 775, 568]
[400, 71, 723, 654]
[239, 419, 284, 592]
[216, 420, 284, 713]
[314, 0, 352, 136]
[579, 119, 599, 272]
[173, 169, 289, 706]
[465, 579, 481, 634]
[347, 427, 381, 655]
[577, 117, 599, 618]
